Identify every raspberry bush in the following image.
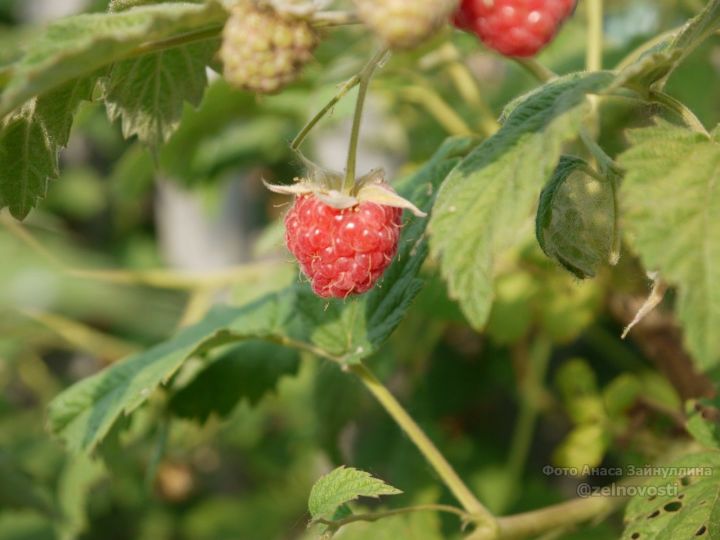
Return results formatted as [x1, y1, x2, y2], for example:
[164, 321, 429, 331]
[2, 1, 720, 539]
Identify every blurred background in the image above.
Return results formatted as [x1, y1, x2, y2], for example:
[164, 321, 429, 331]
[0, 1, 717, 539]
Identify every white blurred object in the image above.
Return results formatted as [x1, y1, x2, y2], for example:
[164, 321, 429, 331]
[313, 98, 407, 183]
[155, 179, 249, 271]
[18, 0, 88, 22]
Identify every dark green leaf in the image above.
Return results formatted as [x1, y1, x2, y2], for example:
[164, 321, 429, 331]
[536, 155, 618, 279]
[47, 291, 301, 453]
[169, 341, 300, 423]
[0, 104, 56, 219]
[103, 40, 217, 146]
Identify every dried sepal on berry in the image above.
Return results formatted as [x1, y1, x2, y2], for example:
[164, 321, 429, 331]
[264, 169, 426, 217]
[220, 0, 318, 94]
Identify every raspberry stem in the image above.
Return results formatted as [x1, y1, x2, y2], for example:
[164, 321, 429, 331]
[290, 74, 362, 155]
[512, 58, 556, 83]
[343, 48, 390, 193]
[349, 362, 497, 530]
[585, 0, 604, 73]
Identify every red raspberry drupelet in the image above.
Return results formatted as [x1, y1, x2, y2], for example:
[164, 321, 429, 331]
[285, 195, 403, 298]
[454, 0, 577, 57]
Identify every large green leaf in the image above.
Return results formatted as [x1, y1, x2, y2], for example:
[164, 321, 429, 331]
[47, 291, 300, 453]
[429, 72, 613, 329]
[103, 40, 218, 146]
[618, 120, 720, 370]
[622, 451, 720, 539]
[308, 466, 402, 521]
[0, 2, 226, 117]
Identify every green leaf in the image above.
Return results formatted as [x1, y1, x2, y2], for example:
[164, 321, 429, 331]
[0, 452, 54, 516]
[0, 104, 57, 219]
[0, 2, 226, 117]
[686, 399, 720, 450]
[313, 362, 364, 463]
[56, 455, 106, 540]
[536, 155, 618, 279]
[618, 120, 720, 370]
[613, 0, 720, 93]
[169, 341, 300, 423]
[622, 451, 720, 540]
[0, 76, 96, 219]
[321, 511, 443, 540]
[429, 72, 614, 329]
[308, 466, 402, 521]
[103, 40, 217, 146]
[35, 76, 97, 147]
[47, 291, 300, 453]
[611, 50, 682, 95]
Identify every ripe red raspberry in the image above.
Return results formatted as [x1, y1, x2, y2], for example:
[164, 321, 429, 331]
[284, 195, 402, 298]
[454, 0, 576, 57]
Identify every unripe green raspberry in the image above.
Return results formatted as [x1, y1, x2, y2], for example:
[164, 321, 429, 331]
[220, 1, 318, 94]
[354, 0, 458, 49]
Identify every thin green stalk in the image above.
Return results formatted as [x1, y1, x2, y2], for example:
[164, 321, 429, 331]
[513, 58, 556, 83]
[145, 414, 170, 492]
[586, 0, 604, 125]
[290, 74, 362, 153]
[129, 25, 224, 59]
[649, 90, 708, 135]
[504, 338, 552, 507]
[586, 0, 604, 73]
[495, 493, 622, 540]
[466, 490, 624, 540]
[401, 85, 474, 136]
[316, 503, 472, 529]
[344, 48, 389, 191]
[349, 363, 498, 534]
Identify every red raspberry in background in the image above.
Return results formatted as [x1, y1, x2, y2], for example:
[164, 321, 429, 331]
[454, 0, 577, 57]
[285, 195, 403, 298]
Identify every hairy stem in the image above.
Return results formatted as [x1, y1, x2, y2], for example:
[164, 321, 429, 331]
[290, 75, 362, 153]
[649, 90, 708, 135]
[513, 58, 556, 83]
[316, 503, 472, 529]
[467, 490, 624, 540]
[1, 213, 281, 291]
[496, 493, 622, 540]
[349, 363, 497, 531]
[344, 48, 389, 191]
